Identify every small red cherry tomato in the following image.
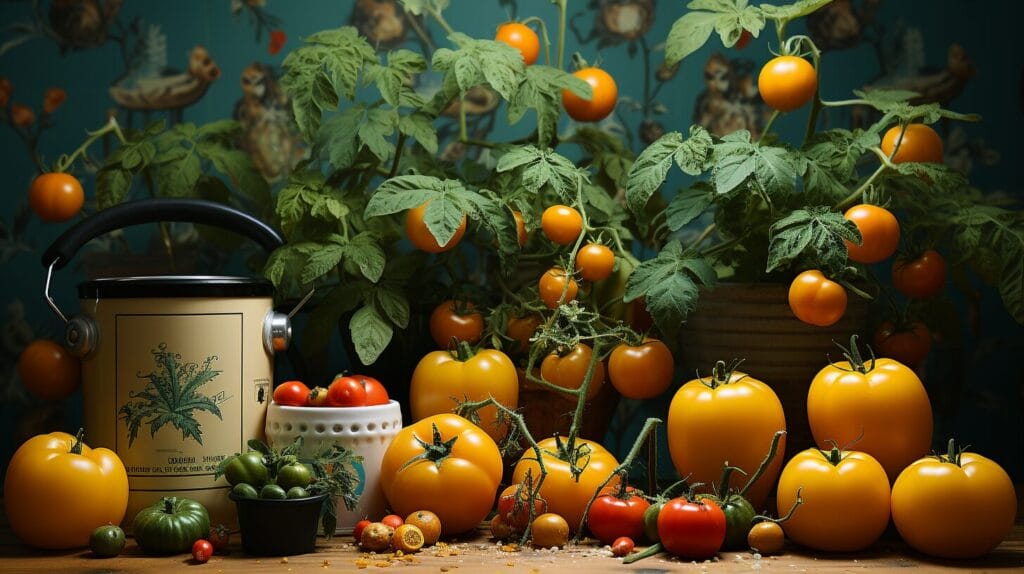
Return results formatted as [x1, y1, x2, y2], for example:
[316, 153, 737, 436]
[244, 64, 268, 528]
[192, 539, 214, 563]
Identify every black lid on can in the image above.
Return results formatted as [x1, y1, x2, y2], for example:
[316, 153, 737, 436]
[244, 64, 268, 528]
[78, 276, 274, 298]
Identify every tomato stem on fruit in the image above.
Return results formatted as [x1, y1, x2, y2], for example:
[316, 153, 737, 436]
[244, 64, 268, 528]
[520, 17, 552, 67]
[69, 427, 85, 455]
[404, 423, 459, 469]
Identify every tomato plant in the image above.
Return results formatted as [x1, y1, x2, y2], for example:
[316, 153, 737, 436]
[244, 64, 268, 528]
[540, 204, 583, 245]
[380, 414, 503, 536]
[657, 497, 726, 560]
[538, 266, 578, 309]
[607, 338, 674, 399]
[562, 67, 618, 122]
[406, 201, 467, 253]
[540, 342, 605, 400]
[17, 339, 80, 401]
[891, 439, 1017, 559]
[666, 361, 786, 511]
[273, 380, 310, 406]
[409, 346, 518, 442]
[873, 320, 931, 367]
[531, 513, 570, 548]
[757, 55, 817, 112]
[807, 336, 932, 481]
[892, 249, 946, 299]
[586, 491, 650, 544]
[29, 172, 84, 222]
[429, 300, 484, 348]
[788, 270, 847, 327]
[776, 447, 890, 552]
[575, 243, 615, 281]
[326, 376, 367, 407]
[881, 123, 944, 164]
[495, 22, 540, 65]
[843, 204, 900, 264]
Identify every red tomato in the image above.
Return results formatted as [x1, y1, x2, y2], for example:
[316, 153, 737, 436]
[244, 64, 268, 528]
[505, 313, 542, 356]
[611, 536, 635, 556]
[191, 539, 213, 563]
[735, 30, 752, 50]
[429, 300, 483, 349]
[353, 374, 390, 405]
[844, 204, 900, 264]
[881, 124, 944, 164]
[758, 56, 817, 112]
[327, 376, 368, 407]
[788, 270, 847, 327]
[657, 497, 726, 560]
[18, 339, 80, 401]
[381, 514, 404, 529]
[29, 172, 84, 222]
[208, 524, 230, 552]
[273, 380, 310, 406]
[892, 249, 946, 299]
[495, 22, 540, 65]
[353, 519, 371, 542]
[586, 493, 650, 545]
[540, 205, 583, 246]
[607, 338, 674, 399]
[268, 29, 287, 55]
[873, 320, 932, 368]
[574, 243, 615, 281]
[562, 67, 618, 122]
[497, 483, 548, 530]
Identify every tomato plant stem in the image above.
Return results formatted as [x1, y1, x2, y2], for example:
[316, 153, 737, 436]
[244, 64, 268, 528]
[738, 430, 785, 497]
[389, 132, 406, 178]
[55, 116, 126, 173]
[555, 0, 568, 70]
[622, 541, 663, 564]
[425, 6, 455, 36]
[760, 110, 780, 139]
[521, 16, 552, 67]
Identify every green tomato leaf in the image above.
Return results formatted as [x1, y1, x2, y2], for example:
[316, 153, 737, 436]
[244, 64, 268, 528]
[400, 0, 450, 16]
[96, 166, 132, 209]
[398, 112, 439, 155]
[431, 33, 525, 100]
[496, 145, 582, 202]
[373, 283, 410, 329]
[358, 108, 398, 162]
[665, 11, 718, 66]
[364, 49, 428, 108]
[508, 65, 590, 147]
[624, 241, 717, 338]
[999, 245, 1024, 325]
[153, 152, 201, 198]
[364, 174, 448, 217]
[319, 106, 365, 170]
[349, 304, 393, 365]
[711, 130, 797, 196]
[343, 232, 386, 283]
[666, 183, 714, 231]
[766, 207, 860, 273]
[759, 0, 832, 21]
[302, 239, 346, 284]
[625, 131, 683, 214]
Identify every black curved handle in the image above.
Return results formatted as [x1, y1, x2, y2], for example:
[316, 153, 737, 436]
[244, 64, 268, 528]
[42, 199, 285, 269]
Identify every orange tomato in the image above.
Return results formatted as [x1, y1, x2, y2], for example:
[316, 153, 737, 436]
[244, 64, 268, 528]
[562, 67, 618, 122]
[540, 205, 583, 245]
[757, 56, 817, 112]
[574, 243, 615, 281]
[843, 204, 900, 264]
[607, 338, 674, 399]
[787, 270, 847, 327]
[29, 173, 85, 223]
[429, 300, 483, 348]
[881, 124, 944, 164]
[405, 201, 467, 253]
[540, 343, 605, 400]
[511, 209, 527, 247]
[538, 267, 578, 309]
[495, 22, 540, 65]
[17, 339, 81, 401]
[505, 312, 542, 355]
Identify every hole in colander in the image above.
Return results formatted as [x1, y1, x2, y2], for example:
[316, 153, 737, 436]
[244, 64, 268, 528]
[381, 422, 389, 430]
[299, 424, 308, 433]
[284, 423, 293, 432]
[350, 424, 362, 433]
[367, 423, 377, 431]
[269, 422, 279, 431]
[315, 424, 326, 433]
[333, 424, 344, 433]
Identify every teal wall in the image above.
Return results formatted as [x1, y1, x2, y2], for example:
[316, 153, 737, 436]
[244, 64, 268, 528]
[1, 1, 1021, 484]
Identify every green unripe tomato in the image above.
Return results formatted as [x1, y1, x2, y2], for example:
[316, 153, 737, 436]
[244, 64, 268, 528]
[260, 484, 287, 500]
[286, 486, 311, 499]
[643, 501, 663, 543]
[89, 524, 126, 557]
[231, 483, 259, 498]
[223, 452, 268, 487]
[277, 462, 313, 490]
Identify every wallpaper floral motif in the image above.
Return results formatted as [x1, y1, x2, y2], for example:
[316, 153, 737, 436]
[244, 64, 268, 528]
[0, 0, 1020, 480]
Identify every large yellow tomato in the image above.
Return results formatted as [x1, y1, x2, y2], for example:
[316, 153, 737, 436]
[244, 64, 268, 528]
[410, 347, 519, 442]
[891, 440, 1017, 559]
[380, 414, 502, 535]
[807, 341, 932, 482]
[666, 361, 786, 510]
[4, 430, 129, 548]
[776, 447, 890, 552]
[512, 436, 620, 530]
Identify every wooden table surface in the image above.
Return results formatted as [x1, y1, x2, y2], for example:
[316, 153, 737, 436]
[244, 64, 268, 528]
[1, 497, 1021, 573]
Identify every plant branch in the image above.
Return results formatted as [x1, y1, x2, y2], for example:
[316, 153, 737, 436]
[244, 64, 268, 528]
[555, 0, 568, 70]
[424, 5, 455, 37]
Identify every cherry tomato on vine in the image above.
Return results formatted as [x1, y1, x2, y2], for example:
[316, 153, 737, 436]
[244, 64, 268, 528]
[607, 338, 674, 399]
[495, 22, 540, 65]
[405, 201, 467, 253]
[562, 67, 618, 122]
[757, 56, 817, 112]
[497, 483, 547, 530]
[506, 313, 542, 355]
[575, 243, 615, 281]
[873, 320, 932, 368]
[538, 267, 578, 309]
[748, 521, 785, 555]
[881, 124, 944, 164]
[326, 376, 368, 407]
[272, 380, 310, 406]
[17, 339, 80, 401]
[844, 204, 900, 264]
[540, 343, 605, 400]
[788, 270, 847, 327]
[512, 209, 527, 247]
[540, 205, 583, 245]
[429, 300, 483, 348]
[29, 172, 84, 222]
[892, 249, 946, 299]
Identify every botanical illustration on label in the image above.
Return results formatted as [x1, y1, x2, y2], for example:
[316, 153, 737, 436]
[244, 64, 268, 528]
[118, 342, 223, 448]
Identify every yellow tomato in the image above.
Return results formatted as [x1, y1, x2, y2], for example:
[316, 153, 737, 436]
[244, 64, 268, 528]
[512, 436, 620, 530]
[776, 447, 890, 552]
[891, 441, 1017, 559]
[666, 362, 786, 510]
[380, 414, 502, 536]
[807, 350, 932, 482]
[4, 430, 129, 549]
[410, 347, 519, 442]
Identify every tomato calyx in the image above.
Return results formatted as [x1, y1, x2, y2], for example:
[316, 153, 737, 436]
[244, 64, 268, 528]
[69, 427, 86, 455]
[404, 423, 459, 469]
[700, 359, 747, 390]
[936, 438, 969, 467]
[818, 443, 846, 467]
[829, 334, 876, 374]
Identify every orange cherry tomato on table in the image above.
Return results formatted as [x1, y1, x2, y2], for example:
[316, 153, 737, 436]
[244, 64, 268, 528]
[757, 56, 817, 112]
[17, 339, 80, 401]
[326, 376, 367, 407]
[607, 338, 674, 399]
[405, 201, 467, 253]
[429, 300, 483, 348]
[29, 172, 84, 222]
[404, 510, 442, 546]
[747, 521, 785, 555]
[776, 447, 890, 552]
[843, 204, 900, 264]
[807, 339, 932, 482]
[540, 205, 583, 245]
[562, 67, 618, 122]
[891, 439, 1018, 559]
[505, 312, 542, 355]
[787, 270, 847, 327]
[873, 320, 932, 368]
[540, 342, 606, 400]
[495, 22, 540, 65]
[892, 249, 946, 299]
[881, 123, 944, 164]
[538, 266, 578, 308]
[273, 380, 310, 406]
[574, 243, 615, 281]
[531, 513, 570, 548]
